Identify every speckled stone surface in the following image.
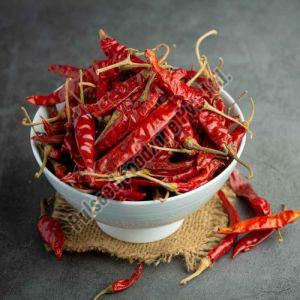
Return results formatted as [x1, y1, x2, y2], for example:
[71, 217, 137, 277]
[1, 0, 300, 299]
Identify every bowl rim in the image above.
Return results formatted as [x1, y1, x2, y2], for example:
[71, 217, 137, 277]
[30, 88, 246, 206]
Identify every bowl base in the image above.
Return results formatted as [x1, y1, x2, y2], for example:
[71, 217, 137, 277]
[97, 219, 184, 243]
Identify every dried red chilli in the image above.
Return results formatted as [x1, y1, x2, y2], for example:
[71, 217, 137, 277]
[233, 230, 274, 257]
[180, 189, 239, 284]
[145, 49, 210, 108]
[27, 59, 108, 106]
[171, 109, 199, 145]
[73, 106, 96, 172]
[129, 178, 160, 189]
[230, 170, 274, 257]
[32, 134, 65, 145]
[164, 166, 198, 182]
[42, 118, 65, 135]
[85, 73, 146, 116]
[99, 29, 145, 66]
[37, 198, 65, 260]
[93, 263, 143, 300]
[95, 81, 161, 153]
[230, 170, 270, 215]
[166, 152, 215, 183]
[100, 183, 146, 201]
[198, 109, 232, 149]
[48, 106, 58, 118]
[96, 97, 181, 173]
[231, 126, 246, 152]
[62, 132, 85, 169]
[176, 157, 225, 193]
[218, 210, 300, 234]
[49, 147, 62, 160]
[49, 159, 68, 179]
[48, 64, 81, 78]
[148, 159, 195, 177]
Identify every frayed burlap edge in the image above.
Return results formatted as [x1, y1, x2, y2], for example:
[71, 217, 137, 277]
[51, 183, 235, 271]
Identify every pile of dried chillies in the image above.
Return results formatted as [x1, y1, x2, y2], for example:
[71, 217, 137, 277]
[22, 29, 255, 201]
[181, 171, 300, 284]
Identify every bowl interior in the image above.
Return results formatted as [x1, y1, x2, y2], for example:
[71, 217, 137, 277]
[30, 89, 246, 206]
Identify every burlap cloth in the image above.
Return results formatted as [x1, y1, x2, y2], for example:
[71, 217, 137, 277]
[51, 183, 235, 271]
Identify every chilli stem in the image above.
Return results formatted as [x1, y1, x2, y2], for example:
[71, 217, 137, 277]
[180, 256, 212, 285]
[187, 55, 208, 86]
[203, 101, 253, 138]
[225, 145, 253, 178]
[35, 144, 52, 178]
[195, 30, 218, 78]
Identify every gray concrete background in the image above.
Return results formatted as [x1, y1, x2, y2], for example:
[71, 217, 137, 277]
[1, 0, 300, 299]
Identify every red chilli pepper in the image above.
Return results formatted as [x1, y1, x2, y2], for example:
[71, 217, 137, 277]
[100, 183, 146, 201]
[149, 159, 195, 177]
[164, 166, 198, 182]
[85, 73, 146, 116]
[96, 98, 180, 173]
[48, 64, 81, 78]
[230, 169, 270, 216]
[27, 60, 101, 106]
[230, 170, 273, 257]
[42, 119, 65, 135]
[96, 83, 162, 153]
[100, 31, 145, 65]
[49, 159, 68, 179]
[170, 109, 198, 145]
[100, 33, 128, 60]
[198, 109, 232, 149]
[32, 134, 65, 145]
[209, 190, 240, 263]
[218, 210, 300, 234]
[95, 80, 161, 153]
[233, 230, 274, 257]
[231, 126, 246, 152]
[176, 157, 225, 193]
[49, 147, 62, 160]
[73, 106, 96, 172]
[180, 190, 239, 285]
[93, 263, 143, 299]
[145, 49, 209, 108]
[37, 199, 65, 260]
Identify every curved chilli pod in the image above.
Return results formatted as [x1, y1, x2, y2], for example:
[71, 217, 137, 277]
[37, 198, 65, 260]
[93, 263, 143, 299]
[230, 170, 274, 257]
[27, 59, 109, 106]
[95, 80, 162, 154]
[73, 106, 96, 173]
[48, 64, 81, 78]
[180, 190, 239, 285]
[219, 210, 300, 234]
[100, 183, 146, 201]
[85, 73, 146, 116]
[145, 49, 209, 109]
[176, 157, 225, 193]
[96, 97, 181, 173]
[99, 29, 145, 64]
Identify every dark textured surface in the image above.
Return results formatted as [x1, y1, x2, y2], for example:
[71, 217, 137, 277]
[1, 0, 300, 299]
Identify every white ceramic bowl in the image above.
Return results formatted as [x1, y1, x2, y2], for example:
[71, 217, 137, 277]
[30, 89, 246, 243]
